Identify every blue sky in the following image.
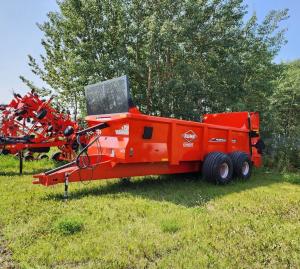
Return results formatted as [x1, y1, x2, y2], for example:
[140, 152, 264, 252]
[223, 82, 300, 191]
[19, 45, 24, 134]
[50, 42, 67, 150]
[0, 0, 299, 103]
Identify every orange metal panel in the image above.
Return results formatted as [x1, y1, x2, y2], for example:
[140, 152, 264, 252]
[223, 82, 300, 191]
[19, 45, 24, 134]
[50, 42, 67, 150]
[33, 111, 262, 186]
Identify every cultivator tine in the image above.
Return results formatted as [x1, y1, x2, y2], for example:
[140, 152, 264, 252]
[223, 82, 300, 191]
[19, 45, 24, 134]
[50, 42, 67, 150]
[0, 90, 83, 173]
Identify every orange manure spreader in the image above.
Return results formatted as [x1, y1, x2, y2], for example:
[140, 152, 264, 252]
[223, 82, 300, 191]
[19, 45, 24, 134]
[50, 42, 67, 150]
[33, 76, 265, 196]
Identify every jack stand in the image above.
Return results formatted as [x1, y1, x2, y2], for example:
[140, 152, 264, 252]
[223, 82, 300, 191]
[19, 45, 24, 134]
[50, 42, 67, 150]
[19, 151, 23, 175]
[64, 173, 69, 201]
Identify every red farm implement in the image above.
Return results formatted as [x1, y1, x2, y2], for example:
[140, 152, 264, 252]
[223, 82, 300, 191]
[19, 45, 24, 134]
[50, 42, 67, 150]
[33, 76, 265, 197]
[0, 90, 81, 173]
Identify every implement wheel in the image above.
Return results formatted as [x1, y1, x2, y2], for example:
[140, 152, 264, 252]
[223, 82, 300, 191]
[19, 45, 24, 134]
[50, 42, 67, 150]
[202, 152, 233, 184]
[38, 154, 49, 160]
[229, 151, 252, 179]
[36, 108, 47, 120]
[64, 126, 74, 137]
[0, 149, 10, 155]
[15, 109, 27, 116]
[51, 152, 63, 162]
[24, 154, 34, 162]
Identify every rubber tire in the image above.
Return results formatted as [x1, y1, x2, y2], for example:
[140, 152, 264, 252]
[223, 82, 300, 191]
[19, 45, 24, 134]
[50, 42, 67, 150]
[36, 109, 47, 120]
[64, 126, 74, 137]
[38, 154, 49, 160]
[0, 149, 10, 155]
[24, 155, 34, 162]
[15, 109, 27, 116]
[51, 152, 63, 162]
[229, 151, 252, 179]
[202, 152, 233, 184]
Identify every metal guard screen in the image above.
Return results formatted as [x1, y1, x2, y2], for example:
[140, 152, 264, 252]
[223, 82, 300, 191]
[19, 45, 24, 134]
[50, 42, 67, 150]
[85, 75, 131, 116]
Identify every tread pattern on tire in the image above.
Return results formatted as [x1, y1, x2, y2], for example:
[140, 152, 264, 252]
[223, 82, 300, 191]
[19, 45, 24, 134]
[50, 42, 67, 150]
[202, 152, 233, 184]
[229, 151, 252, 179]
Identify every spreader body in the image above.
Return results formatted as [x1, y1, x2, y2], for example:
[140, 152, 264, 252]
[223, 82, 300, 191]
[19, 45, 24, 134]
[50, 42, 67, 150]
[33, 110, 262, 186]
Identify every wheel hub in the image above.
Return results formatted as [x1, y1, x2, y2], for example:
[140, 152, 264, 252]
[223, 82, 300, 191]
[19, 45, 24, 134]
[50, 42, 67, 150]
[220, 163, 229, 179]
[242, 161, 249, 176]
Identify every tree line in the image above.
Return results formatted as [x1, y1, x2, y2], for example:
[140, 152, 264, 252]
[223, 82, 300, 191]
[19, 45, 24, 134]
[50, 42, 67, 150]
[21, 0, 299, 170]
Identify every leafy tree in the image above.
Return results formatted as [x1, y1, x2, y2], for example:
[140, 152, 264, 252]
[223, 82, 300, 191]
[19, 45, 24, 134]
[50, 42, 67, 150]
[22, 0, 288, 121]
[266, 60, 300, 170]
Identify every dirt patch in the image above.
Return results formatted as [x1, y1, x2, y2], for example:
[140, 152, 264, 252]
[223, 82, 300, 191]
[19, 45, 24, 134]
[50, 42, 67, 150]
[0, 232, 17, 269]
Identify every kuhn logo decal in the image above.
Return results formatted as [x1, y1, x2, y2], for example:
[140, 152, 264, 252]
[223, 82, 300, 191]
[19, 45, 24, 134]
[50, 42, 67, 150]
[182, 130, 197, 143]
[115, 124, 129, 135]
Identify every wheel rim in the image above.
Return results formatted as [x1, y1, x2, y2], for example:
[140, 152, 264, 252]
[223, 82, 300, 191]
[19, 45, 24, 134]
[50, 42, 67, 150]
[220, 163, 229, 179]
[25, 156, 34, 161]
[52, 152, 63, 162]
[242, 161, 250, 176]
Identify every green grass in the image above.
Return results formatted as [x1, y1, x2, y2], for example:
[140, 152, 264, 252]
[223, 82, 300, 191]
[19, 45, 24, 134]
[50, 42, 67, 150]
[0, 155, 299, 268]
[54, 217, 84, 236]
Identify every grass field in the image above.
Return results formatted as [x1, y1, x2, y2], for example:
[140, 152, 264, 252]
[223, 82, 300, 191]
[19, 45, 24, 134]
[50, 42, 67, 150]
[0, 155, 299, 269]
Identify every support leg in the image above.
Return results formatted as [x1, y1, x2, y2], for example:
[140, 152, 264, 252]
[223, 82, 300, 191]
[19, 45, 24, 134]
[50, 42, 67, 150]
[19, 151, 23, 175]
[64, 173, 69, 201]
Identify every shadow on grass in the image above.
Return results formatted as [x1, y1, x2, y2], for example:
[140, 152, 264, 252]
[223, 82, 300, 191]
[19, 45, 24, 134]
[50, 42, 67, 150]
[43, 170, 292, 207]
